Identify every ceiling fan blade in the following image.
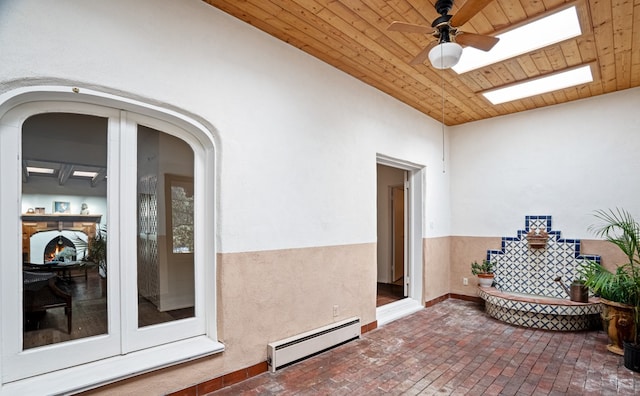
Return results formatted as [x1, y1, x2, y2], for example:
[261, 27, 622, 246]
[409, 41, 438, 65]
[387, 21, 433, 35]
[455, 32, 499, 51]
[450, 0, 495, 27]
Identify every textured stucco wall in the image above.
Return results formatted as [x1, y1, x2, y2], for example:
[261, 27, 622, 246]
[450, 87, 640, 239]
[1, 0, 449, 393]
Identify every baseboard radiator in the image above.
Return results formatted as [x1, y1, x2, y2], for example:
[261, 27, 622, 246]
[267, 317, 360, 372]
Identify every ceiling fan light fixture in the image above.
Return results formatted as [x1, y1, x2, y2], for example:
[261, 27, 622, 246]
[428, 42, 463, 69]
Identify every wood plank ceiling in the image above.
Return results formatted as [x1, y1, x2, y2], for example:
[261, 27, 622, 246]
[203, 0, 639, 126]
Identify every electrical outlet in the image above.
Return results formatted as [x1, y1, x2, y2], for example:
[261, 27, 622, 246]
[333, 305, 339, 317]
[463, 277, 468, 286]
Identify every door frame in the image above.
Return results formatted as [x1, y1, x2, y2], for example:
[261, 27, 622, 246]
[390, 184, 406, 291]
[0, 86, 224, 394]
[376, 154, 424, 322]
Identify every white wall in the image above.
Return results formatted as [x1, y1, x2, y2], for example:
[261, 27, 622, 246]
[21, 195, 106, 220]
[450, 87, 640, 239]
[0, 0, 450, 254]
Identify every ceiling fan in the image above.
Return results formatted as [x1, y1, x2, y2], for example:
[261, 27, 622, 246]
[388, 0, 499, 69]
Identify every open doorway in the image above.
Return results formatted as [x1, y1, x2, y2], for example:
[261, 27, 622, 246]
[375, 155, 424, 326]
[376, 164, 407, 307]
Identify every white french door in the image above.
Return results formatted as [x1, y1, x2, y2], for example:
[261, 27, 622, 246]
[1, 102, 122, 381]
[120, 112, 206, 353]
[1, 101, 208, 382]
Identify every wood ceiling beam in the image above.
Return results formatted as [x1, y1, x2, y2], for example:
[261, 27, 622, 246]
[58, 164, 74, 186]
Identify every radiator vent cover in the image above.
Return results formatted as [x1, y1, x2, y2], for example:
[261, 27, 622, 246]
[267, 317, 360, 372]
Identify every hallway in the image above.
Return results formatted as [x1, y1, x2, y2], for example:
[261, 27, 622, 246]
[207, 299, 639, 395]
[376, 282, 405, 307]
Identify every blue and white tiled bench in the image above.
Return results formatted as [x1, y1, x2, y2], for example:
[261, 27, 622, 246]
[478, 287, 601, 331]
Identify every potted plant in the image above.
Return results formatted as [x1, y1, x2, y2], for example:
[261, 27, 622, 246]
[74, 225, 107, 277]
[471, 259, 494, 287]
[579, 209, 640, 371]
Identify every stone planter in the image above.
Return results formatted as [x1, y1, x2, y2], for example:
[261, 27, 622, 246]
[601, 298, 636, 355]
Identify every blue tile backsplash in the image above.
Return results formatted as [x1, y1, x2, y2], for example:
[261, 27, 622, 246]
[487, 215, 601, 299]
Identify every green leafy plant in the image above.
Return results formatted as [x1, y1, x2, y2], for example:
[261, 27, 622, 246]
[471, 259, 494, 275]
[571, 277, 586, 286]
[580, 208, 640, 344]
[74, 225, 107, 277]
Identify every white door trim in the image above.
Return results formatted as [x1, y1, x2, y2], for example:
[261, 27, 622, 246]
[375, 154, 425, 325]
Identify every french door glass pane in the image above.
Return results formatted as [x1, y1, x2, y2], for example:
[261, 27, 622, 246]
[137, 125, 195, 327]
[21, 113, 108, 349]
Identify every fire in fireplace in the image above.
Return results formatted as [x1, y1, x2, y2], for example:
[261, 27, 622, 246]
[44, 235, 77, 263]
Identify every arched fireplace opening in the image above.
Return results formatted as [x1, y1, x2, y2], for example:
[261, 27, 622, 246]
[44, 235, 77, 263]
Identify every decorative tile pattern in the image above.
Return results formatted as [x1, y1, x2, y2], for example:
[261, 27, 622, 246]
[487, 215, 601, 299]
[478, 288, 600, 331]
[478, 215, 602, 331]
[478, 289, 601, 315]
[484, 301, 600, 331]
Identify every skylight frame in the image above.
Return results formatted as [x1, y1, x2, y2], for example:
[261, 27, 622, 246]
[452, 4, 584, 74]
[26, 166, 55, 175]
[481, 64, 594, 105]
[72, 170, 99, 178]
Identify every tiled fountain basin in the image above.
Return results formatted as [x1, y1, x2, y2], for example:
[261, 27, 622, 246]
[478, 287, 601, 331]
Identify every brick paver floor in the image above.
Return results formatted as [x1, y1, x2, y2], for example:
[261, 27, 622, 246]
[209, 299, 640, 395]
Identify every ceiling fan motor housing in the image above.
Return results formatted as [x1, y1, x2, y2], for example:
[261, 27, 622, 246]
[387, 0, 499, 67]
[431, 14, 453, 28]
[435, 0, 455, 16]
[432, 0, 455, 44]
[432, 16, 455, 44]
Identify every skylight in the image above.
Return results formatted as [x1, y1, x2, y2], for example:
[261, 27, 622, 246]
[27, 166, 54, 175]
[452, 6, 582, 74]
[482, 65, 593, 105]
[73, 170, 99, 178]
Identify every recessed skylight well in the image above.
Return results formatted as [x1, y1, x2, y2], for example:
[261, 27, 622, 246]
[26, 166, 54, 175]
[73, 170, 99, 178]
[482, 65, 593, 105]
[452, 6, 582, 74]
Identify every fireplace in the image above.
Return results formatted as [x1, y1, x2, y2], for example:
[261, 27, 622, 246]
[21, 214, 102, 264]
[43, 235, 77, 263]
